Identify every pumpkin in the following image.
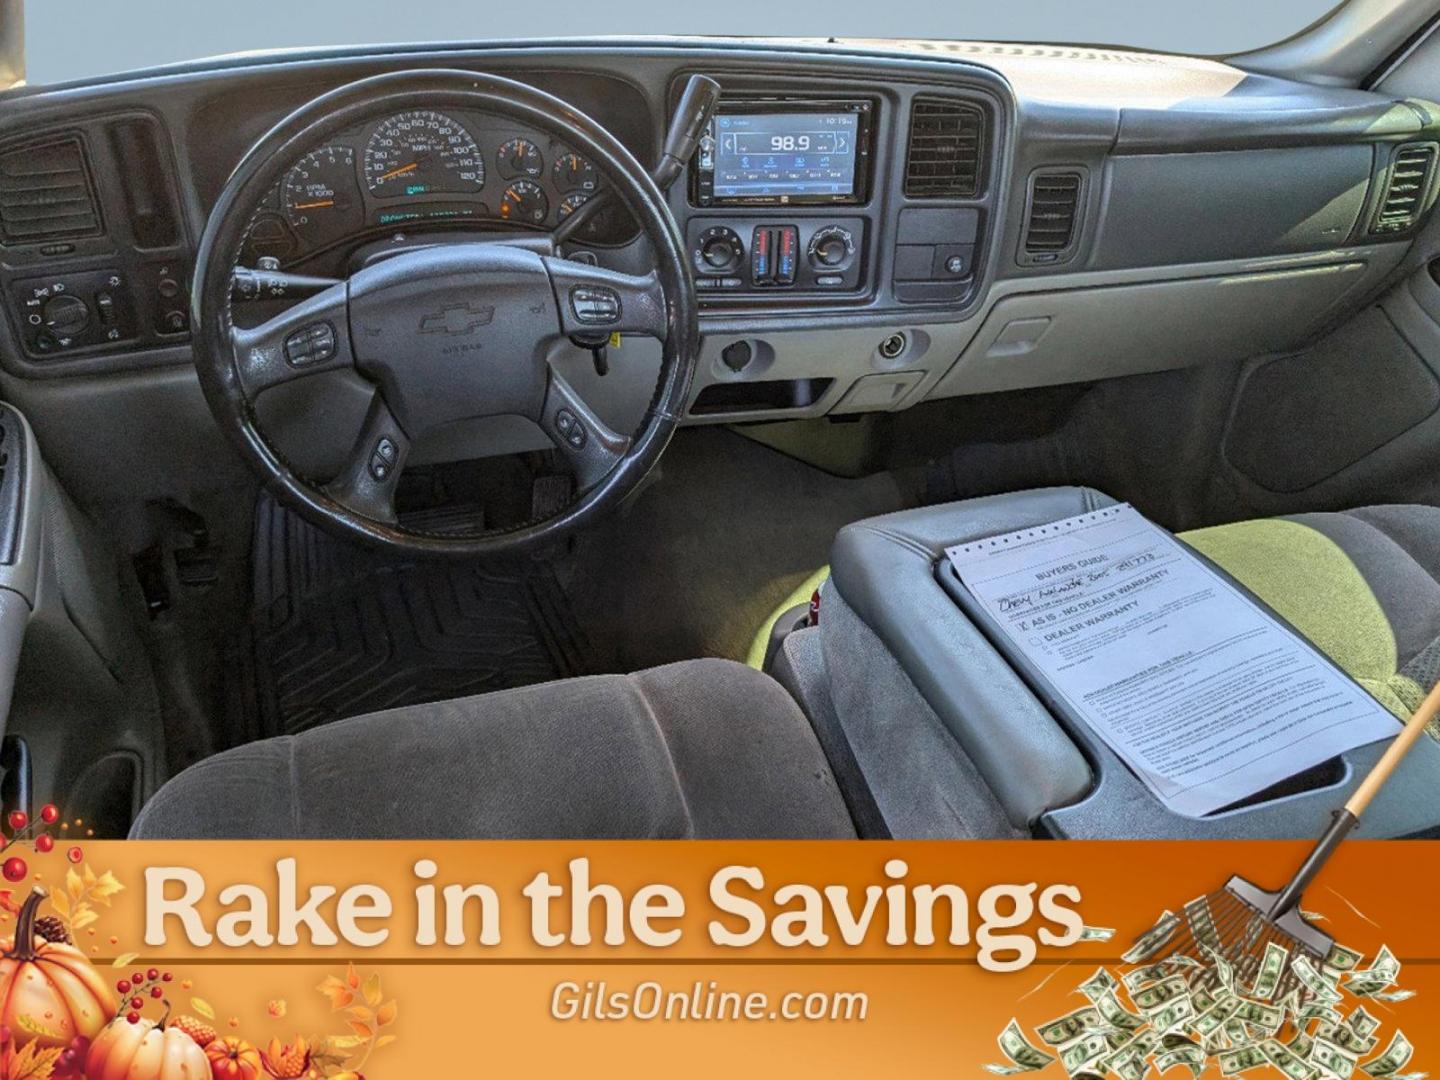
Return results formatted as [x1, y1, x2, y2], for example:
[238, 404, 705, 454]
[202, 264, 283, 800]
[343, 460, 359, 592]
[0, 888, 114, 1048]
[205, 1036, 263, 1080]
[85, 1014, 209, 1080]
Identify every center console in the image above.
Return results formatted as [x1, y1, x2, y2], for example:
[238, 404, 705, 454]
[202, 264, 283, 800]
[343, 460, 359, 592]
[800, 488, 1440, 840]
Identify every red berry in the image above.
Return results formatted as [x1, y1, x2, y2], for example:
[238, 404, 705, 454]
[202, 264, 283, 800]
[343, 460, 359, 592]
[131, 972, 143, 986]
[116, 980, 130, 994]
[150, 986, 162, 999]
[6, 812, 25, 831]
[40, 805, 58, 825]
[147, 968, 159, 981]
[65, 846, 82, 864]
[2, 857, 26, 883]
[126, 1012, 140, 1025]
[129, 996, 143, 1010]
[34, 834, 53, 853]
[161, 972, 173, 982]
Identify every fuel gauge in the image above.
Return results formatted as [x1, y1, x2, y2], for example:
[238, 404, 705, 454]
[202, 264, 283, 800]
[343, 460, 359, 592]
[552, 152, 598, 193]
[557, 192, 592, 220]
[499, 179, 549, 225]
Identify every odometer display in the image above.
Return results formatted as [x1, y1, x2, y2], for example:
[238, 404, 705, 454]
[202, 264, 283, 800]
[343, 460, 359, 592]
[363, 111, 485, 197]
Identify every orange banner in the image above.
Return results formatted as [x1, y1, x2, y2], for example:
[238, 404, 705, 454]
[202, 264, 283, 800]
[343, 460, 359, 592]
[0, 840, 1430, 1077]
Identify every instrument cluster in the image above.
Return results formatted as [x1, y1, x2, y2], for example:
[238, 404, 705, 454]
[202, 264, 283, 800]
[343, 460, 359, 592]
[241, 108, 622, 268]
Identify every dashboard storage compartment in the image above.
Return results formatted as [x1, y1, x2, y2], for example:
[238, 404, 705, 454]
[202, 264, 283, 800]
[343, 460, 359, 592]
[690, 377, 833, 416]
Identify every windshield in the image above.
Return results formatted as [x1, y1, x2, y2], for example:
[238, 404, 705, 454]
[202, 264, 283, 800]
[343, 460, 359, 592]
[26, 0, 1342, 85]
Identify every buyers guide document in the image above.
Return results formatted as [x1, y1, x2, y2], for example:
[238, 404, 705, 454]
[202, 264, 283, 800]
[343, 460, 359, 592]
[946, 504, 1398, 816]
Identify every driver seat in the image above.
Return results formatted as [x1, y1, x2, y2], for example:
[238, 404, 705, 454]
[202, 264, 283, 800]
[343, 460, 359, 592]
[129, 659, 856, 839]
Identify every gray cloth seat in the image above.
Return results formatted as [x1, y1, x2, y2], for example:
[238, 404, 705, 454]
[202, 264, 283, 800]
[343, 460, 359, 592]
[131, 659, 856, 839]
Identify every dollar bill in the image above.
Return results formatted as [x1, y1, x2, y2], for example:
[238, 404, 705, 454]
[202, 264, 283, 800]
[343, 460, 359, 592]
[1313, 1037, 1359, 1080]
[1079, 925, 1116, 942]
[1150, 995, 1196, 1034]
[1289, 1032, 1315, 1059]
[1078, 967, 1119, 1003]
[1345, 947, 1400, 992]
[1060, 1033, 1112, 1075]
[1124, 964, 1171, 992]
[1251, 941, 1290, 1001]
[1232, 998, 1284, 1034]
[1293, 955, 1345, 1005]
[1361, 1032, 1414, 1078]
[1365, 989, 1415, 1004]
[1325, 943, 1365, 973]
[1037, 1007, 1105, 1047]
[1132, 975, 1189, 1014]
[1203, 944, 1237, 993]
[1123, 912, 1181, 965]
[1264, 1038, 1320, 1080]
[1156, 1045, 1206, 1078]
[987, 1019, 1057, 1075]
[1219, 1045, 1269, 1076]
[1095, 990, 1147, 1034]
[1349, 1007, 1382, 1039]
[1194, 998, 1242, 1039]
[1319, 1021, 1380, 1057]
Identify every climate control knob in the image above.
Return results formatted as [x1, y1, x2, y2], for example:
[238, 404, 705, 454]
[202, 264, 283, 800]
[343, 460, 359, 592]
[808, 226, 855, 270]
[695, 226, 744, 275]
[41, 294, 90, 339]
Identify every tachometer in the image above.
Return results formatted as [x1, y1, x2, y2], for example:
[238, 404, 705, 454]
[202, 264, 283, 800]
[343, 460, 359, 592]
[363, 111, 485, 197]
[497, 137, 543, 179]
[499, 179, 549, 225]
[552, 152, 598, 193]
[282, 146, 364, 245]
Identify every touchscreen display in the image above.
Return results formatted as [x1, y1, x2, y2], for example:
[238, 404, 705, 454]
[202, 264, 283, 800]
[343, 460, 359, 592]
[710, 111, 861, 199]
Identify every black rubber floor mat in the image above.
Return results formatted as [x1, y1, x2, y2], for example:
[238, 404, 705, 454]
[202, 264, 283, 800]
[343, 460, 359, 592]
[232, 495, 590, 741]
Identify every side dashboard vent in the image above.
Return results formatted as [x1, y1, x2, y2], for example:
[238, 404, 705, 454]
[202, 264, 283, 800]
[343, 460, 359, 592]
[1373, 143, 1438, 235]
[1021, 170, 1084, 262]
[0, 136, 102, 246]
[904, 97, 984, 198]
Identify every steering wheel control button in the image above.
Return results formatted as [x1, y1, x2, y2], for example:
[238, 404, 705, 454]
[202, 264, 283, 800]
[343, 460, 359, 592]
[570, 285, 622, 326]
[367, 437, 399, 482]
[283, 321, 337, 367]
[554, 408, 587, 450]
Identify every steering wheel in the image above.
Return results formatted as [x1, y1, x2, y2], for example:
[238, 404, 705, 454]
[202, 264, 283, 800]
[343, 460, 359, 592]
[192, 70, 699, 558]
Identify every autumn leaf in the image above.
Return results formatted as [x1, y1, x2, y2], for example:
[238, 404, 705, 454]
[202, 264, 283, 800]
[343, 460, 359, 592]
[361, 972, 382, 1008]
[191, 998, 216, 1021]
[0, 891, 19, 917]
[14, 1014, 63, 1040]
[344, 1006, 372, 1024]
[64, 869, 82, 902]
[345, 963, 360, 990]
[322, 1034, 365, 1053]
[90, 871, 124, 906]
[317, 976, 354, 1011]
[374, 1034, 398, 1050]
[70, 907, 98, 932]
[6, 1041, 63, 1080]
[82, 864, 96, 889]
[46, 892, 67, 920]
[346, 1020, 373, 1041]
[375, 1000, 397, 1027]
[111, 952, 138, 968]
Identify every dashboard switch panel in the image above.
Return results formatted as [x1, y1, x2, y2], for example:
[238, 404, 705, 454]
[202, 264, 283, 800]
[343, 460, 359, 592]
[689, 217, 866, 299]
[14, 270, 139, 357]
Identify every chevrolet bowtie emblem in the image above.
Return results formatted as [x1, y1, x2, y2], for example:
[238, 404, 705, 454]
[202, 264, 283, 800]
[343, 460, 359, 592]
[419, 302, 496, 336]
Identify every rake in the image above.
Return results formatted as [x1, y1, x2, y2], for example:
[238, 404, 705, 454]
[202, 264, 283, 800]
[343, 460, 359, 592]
[1130, 678, 1440, 1003]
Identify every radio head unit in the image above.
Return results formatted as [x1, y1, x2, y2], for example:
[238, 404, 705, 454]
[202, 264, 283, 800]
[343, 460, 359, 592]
[691, 99, 874, 207]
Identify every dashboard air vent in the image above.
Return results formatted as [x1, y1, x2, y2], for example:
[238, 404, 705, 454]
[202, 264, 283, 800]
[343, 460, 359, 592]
[0, 136, 102, 246]
[904, 97, 984, 198]
[1372, 143, 1437, 235]
[1021, 170, 1084, 262]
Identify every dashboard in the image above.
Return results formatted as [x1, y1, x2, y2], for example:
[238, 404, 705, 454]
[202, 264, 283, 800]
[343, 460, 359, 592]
[0, 37, 1437, 510]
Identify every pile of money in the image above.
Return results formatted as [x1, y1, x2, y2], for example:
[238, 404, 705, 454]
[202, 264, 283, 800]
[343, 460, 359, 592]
[986, 911, 1421, 1080]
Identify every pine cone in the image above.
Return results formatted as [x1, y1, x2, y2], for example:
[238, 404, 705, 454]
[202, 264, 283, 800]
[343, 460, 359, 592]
[33, 914, 69, 944]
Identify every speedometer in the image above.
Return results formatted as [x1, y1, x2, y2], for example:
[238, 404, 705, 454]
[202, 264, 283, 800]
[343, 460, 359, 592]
[363, 111, 485, 197]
